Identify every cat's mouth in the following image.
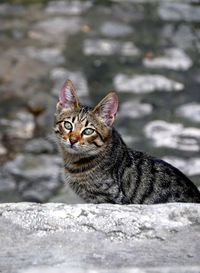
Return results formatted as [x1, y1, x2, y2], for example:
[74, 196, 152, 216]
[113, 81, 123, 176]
[66, 143, 80, 153]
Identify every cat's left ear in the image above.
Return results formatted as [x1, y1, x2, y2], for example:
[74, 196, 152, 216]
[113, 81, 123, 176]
[92, 92, 118, 126]
[56, 80, 80, 113]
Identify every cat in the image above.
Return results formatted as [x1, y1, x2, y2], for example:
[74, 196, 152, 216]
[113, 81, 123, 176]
[54, 80, 200, 204]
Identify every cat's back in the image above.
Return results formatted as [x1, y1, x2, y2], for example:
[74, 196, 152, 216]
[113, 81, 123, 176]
[124, 148, 200, 204]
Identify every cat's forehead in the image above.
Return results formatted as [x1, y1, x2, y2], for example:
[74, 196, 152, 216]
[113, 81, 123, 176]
[56, 106, 95, 124]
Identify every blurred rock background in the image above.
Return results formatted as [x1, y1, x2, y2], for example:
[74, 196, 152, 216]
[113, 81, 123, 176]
[0, 0, 200, 203]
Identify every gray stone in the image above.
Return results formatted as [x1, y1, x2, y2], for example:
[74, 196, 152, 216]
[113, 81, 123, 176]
[0, 48, 49, 91]
[3, 154, 62, 181]
[83, 39, 140, 56]
[33, 17, 81, 39]
[0, 173, 16, 192]
[119, 100, 153, 119]
[50, 67, 89, 99]
[19, 266, 200, 273]
[144, 120, 200, 152]
[49, 184, 85, 204]
[158, 3, 200, 22]
[112, 0, 197, 3]
[113, 74, 184, 94]
[2, 154, 63, 202]
[176, 103, 200, 123]
[0, 203, 200, 273]
[24, 138, 56, 154]
[0, 143, 7, 155]
[117, 128, 138, 145]
[0, 3, 26, 16]
[0, 18, 25, 40]
[143, 48, 192, 71]
[0, 172, 21, 202]
[162, 156, 200, 177]
[100, 22, 133, 37]
[45, 0, 92, 15]
[161, 24, 196, 51]
[25, 47, 65, 65]
[0, 110, 35, 139]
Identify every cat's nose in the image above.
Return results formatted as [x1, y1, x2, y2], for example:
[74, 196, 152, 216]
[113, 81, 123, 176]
[69, 137, 77, 145]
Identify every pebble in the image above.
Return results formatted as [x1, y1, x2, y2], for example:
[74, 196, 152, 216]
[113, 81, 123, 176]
[50, 67, 89, 98]
[119, 100, 153, 119]
[176, 103, 200, 123]
[100, 22, 133, 37]
[83, 39, 140, 56]
[143, 48, 192, 71]
[114, 74, 184, 94]
[162, 156, 200, 177]
[144, 120, 200, 152]
[45, 0, 92, 15]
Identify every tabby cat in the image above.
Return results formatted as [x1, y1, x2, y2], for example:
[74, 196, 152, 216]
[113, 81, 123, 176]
[54, 80, 200, 204]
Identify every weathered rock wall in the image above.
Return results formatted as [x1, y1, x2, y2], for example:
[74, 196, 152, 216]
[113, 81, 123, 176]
[0, 203, 199, 273]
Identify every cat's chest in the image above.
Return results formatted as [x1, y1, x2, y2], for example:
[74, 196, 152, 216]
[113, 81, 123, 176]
[65, 168, 120, 203]
[65, 169, 111, 187]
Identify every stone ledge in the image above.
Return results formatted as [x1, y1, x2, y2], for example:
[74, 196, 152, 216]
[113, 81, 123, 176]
[19, 266, 200, 273]
[0, 203, 200, 273]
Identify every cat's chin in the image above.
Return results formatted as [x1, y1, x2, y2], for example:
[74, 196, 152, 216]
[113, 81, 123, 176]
[64, 145, 99, 156]
[64, 145, 81, 154]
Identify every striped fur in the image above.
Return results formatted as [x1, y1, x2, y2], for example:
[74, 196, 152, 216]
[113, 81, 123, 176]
[54, 81, 200, 204]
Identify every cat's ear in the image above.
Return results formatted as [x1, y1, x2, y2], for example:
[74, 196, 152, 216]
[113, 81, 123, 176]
[56, 80, 80, 112]
[93, 92, 118, 126]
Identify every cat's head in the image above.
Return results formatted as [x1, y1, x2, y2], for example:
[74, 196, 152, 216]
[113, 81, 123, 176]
[54, 80, 118, 155]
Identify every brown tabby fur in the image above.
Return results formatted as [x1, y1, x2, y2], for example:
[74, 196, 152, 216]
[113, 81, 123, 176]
[54, 80, 200, 204]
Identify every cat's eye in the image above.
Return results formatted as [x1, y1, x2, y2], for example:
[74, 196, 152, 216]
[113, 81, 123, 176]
[64, 121, 73, 130]
[83, 128, 95, 135]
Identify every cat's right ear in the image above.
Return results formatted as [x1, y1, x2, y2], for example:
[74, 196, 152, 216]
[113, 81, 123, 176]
[56, 80, 80, 113]
[92, 92, 118, 126]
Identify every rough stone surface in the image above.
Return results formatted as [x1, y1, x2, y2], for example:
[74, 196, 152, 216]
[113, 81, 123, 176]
[83, 39, 140, 56]
[0, 110, 35, 139]
[176, 103, 200, 123]
[33, 17, 81, 36]
[143, 48, 192, 71]
[25, 47, 65, 65]
[162, 156, 200, 177]
[0, 203, 200, 273]
[119, 100, 153, 119]
[50, 67, 89, 99]
[158, 3, 200, 22]
[24, 138, 56, 154]
[1, 154, 63, 202]
[45, 0, 92, 15]
[100, 22, 133, 37]
[114, 74, 184, 94]
[144, 120, 200, 152]
[19, 267, 200, 273]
